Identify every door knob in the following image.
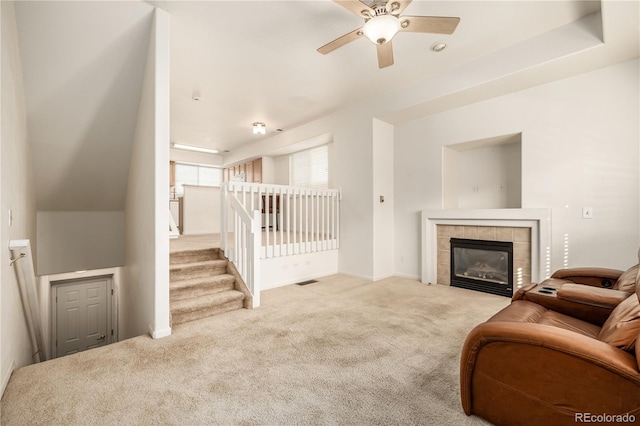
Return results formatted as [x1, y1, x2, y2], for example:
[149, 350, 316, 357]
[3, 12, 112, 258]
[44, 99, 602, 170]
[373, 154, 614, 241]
[97, 334, 106, 341]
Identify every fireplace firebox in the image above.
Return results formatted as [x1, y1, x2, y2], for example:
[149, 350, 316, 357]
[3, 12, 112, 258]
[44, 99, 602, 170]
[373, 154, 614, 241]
[450, 238, 513, 297]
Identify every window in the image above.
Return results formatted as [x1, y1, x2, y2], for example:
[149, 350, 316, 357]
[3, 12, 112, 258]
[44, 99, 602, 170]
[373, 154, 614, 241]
[290, 145, 329, 189]
[174, 163, 222, 195]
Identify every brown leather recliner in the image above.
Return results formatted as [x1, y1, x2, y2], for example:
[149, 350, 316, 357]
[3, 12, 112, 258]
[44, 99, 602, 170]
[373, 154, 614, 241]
[541, 249, 639, 293]
[460, 262, 640, 425]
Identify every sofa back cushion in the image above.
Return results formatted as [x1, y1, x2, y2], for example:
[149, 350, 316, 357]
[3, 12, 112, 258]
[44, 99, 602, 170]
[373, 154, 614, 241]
[597, 294, 640, 352]
[614, 264, 639, 293]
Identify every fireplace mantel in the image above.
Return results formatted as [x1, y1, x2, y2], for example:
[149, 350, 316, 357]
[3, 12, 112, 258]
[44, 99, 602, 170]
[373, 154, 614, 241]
[421, 209, 551, 290]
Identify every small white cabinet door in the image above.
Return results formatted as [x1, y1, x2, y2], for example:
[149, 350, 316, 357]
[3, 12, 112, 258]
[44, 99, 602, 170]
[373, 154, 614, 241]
[54, 278, 109, 357]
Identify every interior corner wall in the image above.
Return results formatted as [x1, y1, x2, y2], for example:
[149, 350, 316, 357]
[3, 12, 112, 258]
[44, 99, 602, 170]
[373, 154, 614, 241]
[123, 8, 170, 340]
[1, 1, 38, 393]
[372, 118, 394, 280]
[394, 59, 640, 278]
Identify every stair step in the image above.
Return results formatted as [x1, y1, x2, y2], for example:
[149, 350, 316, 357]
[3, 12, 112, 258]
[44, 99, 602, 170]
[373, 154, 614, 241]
[170, 259, 228, 281]
[170, 274, 235, 302]
[171, 290, 245, 325]
[170, 248, 220, 265]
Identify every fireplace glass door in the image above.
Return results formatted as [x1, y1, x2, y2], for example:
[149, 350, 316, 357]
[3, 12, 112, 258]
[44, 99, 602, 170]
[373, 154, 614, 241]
[450, 238, 513, 297]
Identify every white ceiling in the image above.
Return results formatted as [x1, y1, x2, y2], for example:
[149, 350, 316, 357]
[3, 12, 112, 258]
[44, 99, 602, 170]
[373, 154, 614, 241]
[158, 0, 608, 153]
[11, 1, 639, 210]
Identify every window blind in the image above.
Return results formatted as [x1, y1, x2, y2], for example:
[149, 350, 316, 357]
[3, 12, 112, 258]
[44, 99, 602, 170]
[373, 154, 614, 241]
[290, 145, 328, 189]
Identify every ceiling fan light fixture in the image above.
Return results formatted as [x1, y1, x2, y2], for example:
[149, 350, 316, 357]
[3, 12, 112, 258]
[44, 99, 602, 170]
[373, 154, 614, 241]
[363, 14, 400, 45]
[252, 122, 266, 135]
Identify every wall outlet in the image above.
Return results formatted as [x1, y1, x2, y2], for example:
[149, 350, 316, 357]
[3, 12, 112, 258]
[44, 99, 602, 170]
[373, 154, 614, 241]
[582, 207, 594, 219]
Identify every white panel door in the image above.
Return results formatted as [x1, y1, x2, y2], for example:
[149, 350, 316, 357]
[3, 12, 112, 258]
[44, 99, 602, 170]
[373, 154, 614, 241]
[55, 278, 109, 357]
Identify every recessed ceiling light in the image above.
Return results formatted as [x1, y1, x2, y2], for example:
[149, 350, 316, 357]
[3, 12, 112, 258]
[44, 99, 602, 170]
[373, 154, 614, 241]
[253, 122, 266, 135]
[172, 143, 219, 154]
[430, 42, 447, 52]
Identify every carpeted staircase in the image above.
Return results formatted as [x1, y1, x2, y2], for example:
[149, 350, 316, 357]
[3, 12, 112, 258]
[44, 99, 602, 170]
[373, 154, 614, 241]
[170, 247, 246, 325]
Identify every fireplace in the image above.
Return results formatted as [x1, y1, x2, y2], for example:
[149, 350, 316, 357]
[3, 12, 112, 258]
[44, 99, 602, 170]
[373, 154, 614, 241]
[450, 238, 513, 297]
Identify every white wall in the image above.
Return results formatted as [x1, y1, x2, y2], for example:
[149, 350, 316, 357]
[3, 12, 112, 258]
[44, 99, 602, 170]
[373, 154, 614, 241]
[273, 154, 289, 185]
[182, 185, 219, 234]
[332, 110, 375, 279]
[123, 8, 170, 340]
[372, 119, 394, 280]
[447, 142, 522, 209]
[36, 211, 124, 275]
[261, 250, 338, 290]
[394, 60, 640, 279]
[1, 1, 38, 394]
[261, 156, 275, 184]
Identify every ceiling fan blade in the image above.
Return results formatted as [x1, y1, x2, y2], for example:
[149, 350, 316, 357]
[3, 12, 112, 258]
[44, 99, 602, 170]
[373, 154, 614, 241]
[386, 0, 412, 16]
[334, 0, 375, 18]
[376, 41, 394, 68]
[317, 28, 363, 55]
[399, 16, 460, 34]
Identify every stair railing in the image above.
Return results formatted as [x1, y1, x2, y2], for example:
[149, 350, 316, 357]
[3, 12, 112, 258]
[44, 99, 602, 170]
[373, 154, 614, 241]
[9, 239, 47, 362]
[221, 183, 261, 308]
[223, 182, 341, 259]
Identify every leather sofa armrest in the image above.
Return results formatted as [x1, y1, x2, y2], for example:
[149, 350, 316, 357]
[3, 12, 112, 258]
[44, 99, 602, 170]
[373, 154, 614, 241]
[512, 283, 538, 301]
[522, 288, 616, 326]
[460, 322, 640, 415]
[551, 267, 624, 288]
[557, 284, 630, 309]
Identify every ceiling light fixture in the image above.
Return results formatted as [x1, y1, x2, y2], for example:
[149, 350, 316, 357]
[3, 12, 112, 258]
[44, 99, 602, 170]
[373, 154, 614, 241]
[363, 15, 400, 45]
[253, 122, 266, 135]
[171, 143, 219, 154]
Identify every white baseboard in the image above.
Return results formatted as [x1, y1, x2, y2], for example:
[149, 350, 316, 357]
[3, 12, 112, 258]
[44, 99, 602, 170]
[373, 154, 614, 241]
[371, 273, 397, 281]
[337, 271, 374, 281]
[1, 361, 16, 399]
[394, 272, 421, 281]
[149, 325, 172, 339]
[261, 271, 338, 290]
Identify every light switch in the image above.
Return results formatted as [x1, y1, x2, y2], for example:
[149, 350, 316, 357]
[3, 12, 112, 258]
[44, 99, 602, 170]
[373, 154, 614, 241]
[582, 207, 593, 219]
[379, 195, 384, 203]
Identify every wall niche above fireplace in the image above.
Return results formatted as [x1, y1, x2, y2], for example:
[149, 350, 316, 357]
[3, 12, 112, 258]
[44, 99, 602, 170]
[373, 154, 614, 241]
[442, 133, 522, 209]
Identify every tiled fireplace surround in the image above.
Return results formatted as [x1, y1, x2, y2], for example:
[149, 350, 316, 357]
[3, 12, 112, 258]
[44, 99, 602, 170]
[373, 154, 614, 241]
[422, 209, 551, 295]
[436, 225, 531, 287]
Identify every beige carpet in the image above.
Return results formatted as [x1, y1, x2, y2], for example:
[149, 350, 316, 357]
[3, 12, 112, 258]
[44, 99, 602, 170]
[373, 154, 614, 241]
[1, 275, 510, 425]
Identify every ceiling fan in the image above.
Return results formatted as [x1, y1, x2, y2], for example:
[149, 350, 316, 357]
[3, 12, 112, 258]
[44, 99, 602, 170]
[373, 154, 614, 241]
[318, 0, 460, 68]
